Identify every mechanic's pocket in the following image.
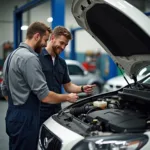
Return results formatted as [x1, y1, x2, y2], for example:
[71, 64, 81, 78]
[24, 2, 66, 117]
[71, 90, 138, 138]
[55, 69, 64, 83]
[43, 68, 52, 77]
[5, 111, 26, 136]
[6, 119, 24, 136]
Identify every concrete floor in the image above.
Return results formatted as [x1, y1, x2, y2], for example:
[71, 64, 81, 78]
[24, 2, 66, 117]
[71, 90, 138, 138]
[0, 100, 71, 149]
[0, 100, 9, 150]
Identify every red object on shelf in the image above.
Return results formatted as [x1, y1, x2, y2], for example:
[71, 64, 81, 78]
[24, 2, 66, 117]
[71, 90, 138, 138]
[0, 78, 3, 83]
[82, 62, 96, 72]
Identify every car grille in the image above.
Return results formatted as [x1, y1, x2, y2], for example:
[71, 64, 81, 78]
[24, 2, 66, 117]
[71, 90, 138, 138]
[40, 125, 62, 150]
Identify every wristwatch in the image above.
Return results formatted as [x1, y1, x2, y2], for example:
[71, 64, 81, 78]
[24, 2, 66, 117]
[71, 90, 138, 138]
[81, 86, 84, 92]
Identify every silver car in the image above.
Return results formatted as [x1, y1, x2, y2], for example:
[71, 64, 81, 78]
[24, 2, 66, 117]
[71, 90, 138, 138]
[65, 59, 104, 95]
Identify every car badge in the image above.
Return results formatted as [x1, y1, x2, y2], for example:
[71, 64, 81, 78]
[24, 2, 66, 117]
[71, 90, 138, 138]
[44, 136, 54, 149]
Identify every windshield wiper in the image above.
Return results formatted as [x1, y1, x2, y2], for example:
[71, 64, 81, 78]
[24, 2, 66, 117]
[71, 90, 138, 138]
[139, 83, 150, 89]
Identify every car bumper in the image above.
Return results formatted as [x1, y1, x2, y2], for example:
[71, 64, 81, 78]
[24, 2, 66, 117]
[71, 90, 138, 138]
[38, 116, 84, 150]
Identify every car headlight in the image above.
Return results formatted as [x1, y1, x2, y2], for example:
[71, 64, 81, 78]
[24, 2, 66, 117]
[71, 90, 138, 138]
[72, 134, 148, 150]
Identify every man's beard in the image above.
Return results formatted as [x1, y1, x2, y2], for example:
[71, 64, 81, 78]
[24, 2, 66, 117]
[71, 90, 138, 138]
[34, 40, 42, 54]
[52, 45, 61, 56]
[34, 47, 42, 54]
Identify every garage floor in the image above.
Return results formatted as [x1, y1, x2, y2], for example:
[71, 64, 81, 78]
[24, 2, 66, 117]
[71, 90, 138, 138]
[0, 100, 71, 149]
[0, 100, 8, 150]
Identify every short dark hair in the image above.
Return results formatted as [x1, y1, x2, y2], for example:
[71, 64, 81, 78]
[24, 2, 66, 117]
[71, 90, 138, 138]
[52, 26, 72, 40]
[26, 22, 52, 39]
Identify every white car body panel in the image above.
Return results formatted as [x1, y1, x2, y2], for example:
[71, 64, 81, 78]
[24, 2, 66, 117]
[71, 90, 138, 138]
[38, 117, 84, 150]
[103, 75, 133, 92]
[103, 75, 145, 92]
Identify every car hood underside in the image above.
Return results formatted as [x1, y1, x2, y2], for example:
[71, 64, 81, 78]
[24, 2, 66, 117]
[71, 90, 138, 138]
[72, 0, 150, 78]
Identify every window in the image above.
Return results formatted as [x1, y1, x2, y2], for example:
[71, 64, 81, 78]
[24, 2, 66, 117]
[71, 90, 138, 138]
[67, 65, 84, 75]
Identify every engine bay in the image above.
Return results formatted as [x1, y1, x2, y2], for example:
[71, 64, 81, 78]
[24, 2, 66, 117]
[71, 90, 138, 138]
[55, 88, 150, 136]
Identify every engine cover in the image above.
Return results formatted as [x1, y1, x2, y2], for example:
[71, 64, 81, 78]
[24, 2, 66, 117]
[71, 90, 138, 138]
[88, 109, 146, 133]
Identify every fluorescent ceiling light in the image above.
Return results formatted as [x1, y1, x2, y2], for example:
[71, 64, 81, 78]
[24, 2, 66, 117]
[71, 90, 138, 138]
[47, 17, 53, 22]
[21, 25, 28, 30]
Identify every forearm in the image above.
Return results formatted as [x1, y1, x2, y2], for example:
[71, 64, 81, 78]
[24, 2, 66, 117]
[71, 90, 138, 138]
[41, 91, 73, 104]
[64, 82, 82, 93]
[64, 83, 96, 94]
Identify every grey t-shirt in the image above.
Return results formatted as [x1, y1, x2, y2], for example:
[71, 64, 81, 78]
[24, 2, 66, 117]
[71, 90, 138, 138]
[1, 42, 49, 105]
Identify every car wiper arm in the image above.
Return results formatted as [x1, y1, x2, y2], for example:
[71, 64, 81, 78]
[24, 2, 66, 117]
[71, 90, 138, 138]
[140, 83, 150, 89]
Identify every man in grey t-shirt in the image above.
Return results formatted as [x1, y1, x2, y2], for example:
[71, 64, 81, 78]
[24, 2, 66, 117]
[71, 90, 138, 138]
[2, 22, 78, 150]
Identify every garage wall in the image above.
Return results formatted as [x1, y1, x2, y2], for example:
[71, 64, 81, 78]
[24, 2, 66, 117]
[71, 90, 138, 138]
[0, 0, 27, 58]
[0, 0, 27, 44]
[0, 0, 150, 59]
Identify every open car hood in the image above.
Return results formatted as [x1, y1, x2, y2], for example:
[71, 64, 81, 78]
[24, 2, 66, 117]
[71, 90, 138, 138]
[72, 0, 150, 78]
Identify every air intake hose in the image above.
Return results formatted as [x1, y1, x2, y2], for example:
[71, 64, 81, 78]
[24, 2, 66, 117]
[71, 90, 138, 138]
[70, 105, 95, 116]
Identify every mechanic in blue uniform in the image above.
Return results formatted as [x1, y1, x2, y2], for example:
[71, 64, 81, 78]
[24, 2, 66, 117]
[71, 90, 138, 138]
[39, 26, 96, 126]
[1, 22, 78, 150]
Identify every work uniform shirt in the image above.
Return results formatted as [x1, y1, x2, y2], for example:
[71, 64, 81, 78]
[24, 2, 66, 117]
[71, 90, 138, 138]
[2, 42, 50, 150]
[39, 48, 71, 94]
[1, 42, 49, 105]
[39, 48, 71, 121]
